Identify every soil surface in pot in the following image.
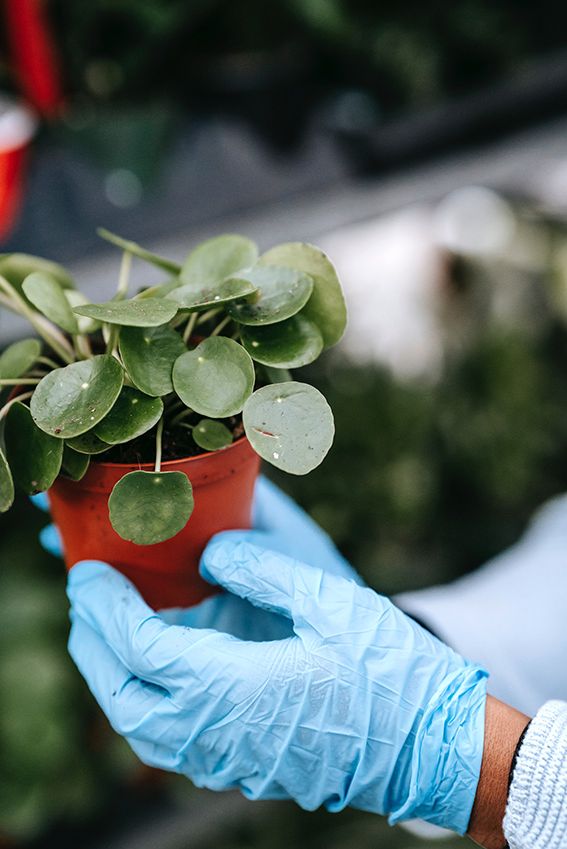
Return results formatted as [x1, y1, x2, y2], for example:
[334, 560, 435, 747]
[99, 415, 245, 464]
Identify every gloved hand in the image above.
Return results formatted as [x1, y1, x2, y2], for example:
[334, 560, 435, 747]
[33, 476, 361, 642]
[67, 536, 487, 834]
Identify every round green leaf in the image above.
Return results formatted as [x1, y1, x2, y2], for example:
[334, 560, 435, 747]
[0, 254, 74, 296]
[109, 470, 194, 545]
[0, 339, 41, 379]
[5, 403, 63, 494]
[97, 229, 181, 274]
[61, 445, 90, 480]
[243, 381, 334, 475]
[241, 314, 323, 369]
[22, 272, 79, 334]
[226, 266, 313, 326]
[73, 297, 178, 327]
[259, 243, 347, 347]
[66, 431, 111, 455]
[192, 419, 233, 452]
[0, 443, 14, 512]
[168, 277, 257, 311]
[64, 290, 101, 334]
[120, 324, 186, 396]
[31, 355, 124, 438]
[172, 337, 255, 418]
[95, 388, 163, 445]
[181, 235, 258, 286]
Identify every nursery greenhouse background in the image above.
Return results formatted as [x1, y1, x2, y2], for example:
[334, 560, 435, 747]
[3, 1, 567, 847]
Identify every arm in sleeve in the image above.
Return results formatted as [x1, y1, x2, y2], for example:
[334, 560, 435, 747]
[505, 700, 567, 849]
[396, 494, 567, 715]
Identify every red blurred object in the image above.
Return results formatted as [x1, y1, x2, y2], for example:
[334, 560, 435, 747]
[48, 438, 261, 610]
[4, 0, 64, 118]
[0, 98, 36, 240]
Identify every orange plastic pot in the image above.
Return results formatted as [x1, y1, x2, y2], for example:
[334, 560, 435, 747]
[48, 438, 260, 610]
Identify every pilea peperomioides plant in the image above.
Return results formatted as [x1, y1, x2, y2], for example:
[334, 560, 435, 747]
[0, 229, 346, 548]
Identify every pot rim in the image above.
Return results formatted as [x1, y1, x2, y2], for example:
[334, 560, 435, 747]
[87, 433, 250, 471]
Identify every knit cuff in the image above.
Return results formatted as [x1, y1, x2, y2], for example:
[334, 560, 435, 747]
[504, 700, 567, 849]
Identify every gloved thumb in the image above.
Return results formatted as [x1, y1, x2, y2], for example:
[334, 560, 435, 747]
[200, 531, 347, 629]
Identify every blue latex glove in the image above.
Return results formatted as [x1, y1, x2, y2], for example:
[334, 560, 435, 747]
[67, 537, 487, 834]
[32, 477, 361, 642]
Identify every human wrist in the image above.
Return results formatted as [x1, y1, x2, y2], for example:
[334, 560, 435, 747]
[467, 696, 530, 849]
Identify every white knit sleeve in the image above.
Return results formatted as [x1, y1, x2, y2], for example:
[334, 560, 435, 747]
[504, 700, 567, 849]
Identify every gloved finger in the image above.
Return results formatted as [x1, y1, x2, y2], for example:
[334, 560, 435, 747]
[67, 560, 236, 690]
[69, 613, 175, 740]
[161, 592, 293, 642]
[30, 492, 50, 512]
[201, 534, 356, 628]
[252, 478, 363, 585]
[203, 527, 315, 566]
[40, 524, 63, 557]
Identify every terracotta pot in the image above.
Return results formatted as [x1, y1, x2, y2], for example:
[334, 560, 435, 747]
[48, 438, 260, 610]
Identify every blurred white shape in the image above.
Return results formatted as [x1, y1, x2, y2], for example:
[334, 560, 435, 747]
[320, 207, 444, 379]
[401, 819, 454, 840]
[104, 169, 142, 208]
[434, 186, 516, 256]
[0, 96, 36, 153]
[534, 157, 567, 212]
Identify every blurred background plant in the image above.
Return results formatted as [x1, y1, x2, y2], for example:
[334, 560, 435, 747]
[22, 0, 567, 119]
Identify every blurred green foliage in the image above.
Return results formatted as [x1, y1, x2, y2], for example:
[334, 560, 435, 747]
[276, 331, 567, 596]
[0, 500, 139, 842]
[38, 1, 567, 110]
[191, 801, 466, 849]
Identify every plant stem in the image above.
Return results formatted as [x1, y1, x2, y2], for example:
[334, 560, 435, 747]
[97, 228, 181, 275]
[73, 334, 93, 359]
[116, 251, 132, 299]
[196, 307, 222, 326]
[210, 315, 231, 337]
[105, 325, 120, 356]
[165, 396, 184, 411]
[183, 312, 198, 344]
[0, 276, 75, 364]
[37, 355, 61, 369]
[0, 293, 16, 310]
[0, 378, 41, 386]
[154, 416, 164, 473]
[0, 391, 33, 420]
[104, 250, 130, 355]
[170, 407, 194, 427]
